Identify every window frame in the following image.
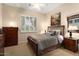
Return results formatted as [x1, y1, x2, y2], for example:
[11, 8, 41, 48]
[20, 16, 37, 33]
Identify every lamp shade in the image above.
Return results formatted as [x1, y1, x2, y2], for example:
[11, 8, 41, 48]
[68, 25, 78, 30]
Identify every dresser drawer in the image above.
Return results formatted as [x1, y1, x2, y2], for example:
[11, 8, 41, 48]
[0, 48, 4, 56]
[0, 34, 4, 56]
[0, 35, 3, 40]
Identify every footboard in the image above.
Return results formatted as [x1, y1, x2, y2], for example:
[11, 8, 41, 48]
[27, 36, 61, 56]
[27, 36, 39, 55]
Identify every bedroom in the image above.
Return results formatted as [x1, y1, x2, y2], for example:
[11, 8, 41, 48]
[0, 3, 79, 56]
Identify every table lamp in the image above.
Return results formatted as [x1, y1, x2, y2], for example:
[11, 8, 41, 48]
[68, 25, 78, 38]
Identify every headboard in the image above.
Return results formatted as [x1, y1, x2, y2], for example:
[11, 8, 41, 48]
[47, 25, 65, 37]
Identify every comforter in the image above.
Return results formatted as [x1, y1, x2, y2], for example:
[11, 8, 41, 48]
[29, 33, 63, 51]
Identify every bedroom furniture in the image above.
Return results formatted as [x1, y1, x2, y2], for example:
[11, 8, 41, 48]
[27, 36, 60, 56]
[0, 29, 4, 56]
[63, 37, 79, 52]
[3, 27, 18, 47]
[27, 25, 65, 56]
[0, 34, 4, 56]
[48, 25, 65, 37]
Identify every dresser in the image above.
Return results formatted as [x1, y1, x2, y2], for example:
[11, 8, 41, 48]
[3, 27, 18, 47]
[63, 37, 79, 52]
[0, 28, 4, 56]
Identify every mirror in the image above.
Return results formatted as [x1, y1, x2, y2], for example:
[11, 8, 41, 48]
[67, 14, 79, 33]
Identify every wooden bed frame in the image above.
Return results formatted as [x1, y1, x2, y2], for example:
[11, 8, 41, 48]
[27, 25, 65, 56]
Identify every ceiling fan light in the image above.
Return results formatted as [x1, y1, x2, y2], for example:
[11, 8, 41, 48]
[28, 3, 47, 10]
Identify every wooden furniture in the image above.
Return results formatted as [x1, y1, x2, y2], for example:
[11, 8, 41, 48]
[63, 37, 79, 52]
[0, 34, 4, 56]
[0, 29, 4, 56]
[27, 26, 65, 56]
[3, 27, 18, 47]
[48, 25, 65, 37]
[27, 36, 60, 56]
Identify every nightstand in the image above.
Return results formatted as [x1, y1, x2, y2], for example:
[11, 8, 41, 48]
[63, 37, 79, 52]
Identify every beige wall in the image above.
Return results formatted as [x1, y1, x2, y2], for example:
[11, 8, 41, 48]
[2, 4, 50, 44]
[0, 4, 2, 28]
[46, 3, 79, 37]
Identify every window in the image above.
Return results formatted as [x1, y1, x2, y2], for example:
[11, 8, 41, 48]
[21, 16, 37, 32]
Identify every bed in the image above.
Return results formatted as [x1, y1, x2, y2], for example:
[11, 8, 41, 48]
[27, 25, 65, 56]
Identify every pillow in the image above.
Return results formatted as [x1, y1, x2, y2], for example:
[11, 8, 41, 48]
[51, 30, 60, 36]
[55, 30, 60, 36]
[48, 30, 61, 36]
[45, 32, 51, 36]
[50, 31, 56, 36]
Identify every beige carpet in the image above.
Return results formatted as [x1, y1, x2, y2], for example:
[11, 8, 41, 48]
[4, 43, 79, 56]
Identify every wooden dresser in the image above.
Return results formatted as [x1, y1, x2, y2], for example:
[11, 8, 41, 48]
[3, 27, 18, 47]
[0, 29, 4, 56]
[63, 37, 79, 52]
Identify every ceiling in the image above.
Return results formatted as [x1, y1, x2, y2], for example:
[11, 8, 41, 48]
[5, 3, 63, 14]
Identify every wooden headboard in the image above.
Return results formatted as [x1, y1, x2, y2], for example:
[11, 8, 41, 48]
[47, 25, 65, 37]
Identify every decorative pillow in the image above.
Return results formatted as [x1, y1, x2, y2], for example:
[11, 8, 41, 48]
[51, 30, 60, 36]
[55, 30, 60, 36]
[50, 33, 54, 36]
[50, 31, 56, 36]
[48, 30, 60, 36]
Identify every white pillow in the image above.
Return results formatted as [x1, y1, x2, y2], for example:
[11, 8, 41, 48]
[53, 30, 60, 35]
[58, 35, 64, 43]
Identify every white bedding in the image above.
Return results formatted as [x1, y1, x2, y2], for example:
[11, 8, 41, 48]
[58, 35, 64, 43]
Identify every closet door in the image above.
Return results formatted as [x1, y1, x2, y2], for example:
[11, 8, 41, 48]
[3, 27, 18, 47]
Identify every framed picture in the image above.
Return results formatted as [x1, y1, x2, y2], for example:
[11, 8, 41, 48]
[51, 12, 61, 26]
